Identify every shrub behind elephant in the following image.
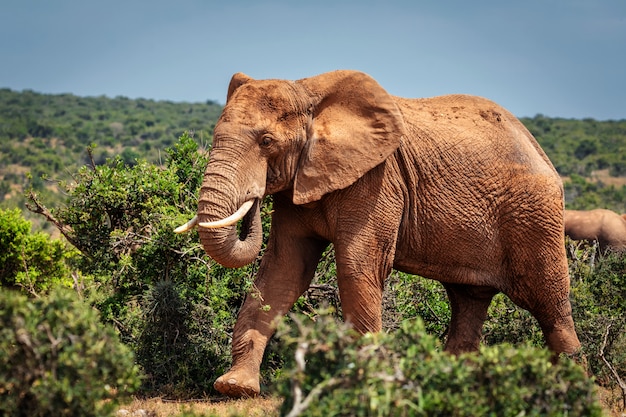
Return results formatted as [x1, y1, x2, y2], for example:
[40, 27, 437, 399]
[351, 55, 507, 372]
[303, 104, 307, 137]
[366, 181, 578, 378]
[176, 70, 580, 397]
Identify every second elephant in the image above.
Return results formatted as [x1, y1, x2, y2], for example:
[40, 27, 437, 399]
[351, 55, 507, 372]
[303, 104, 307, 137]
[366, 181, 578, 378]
[564, 208, 626, 253]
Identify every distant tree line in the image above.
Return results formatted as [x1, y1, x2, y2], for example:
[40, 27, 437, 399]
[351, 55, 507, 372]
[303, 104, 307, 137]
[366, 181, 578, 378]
[0, 88, 222, 227]
[521, 115, 626, 212]
[522, 115, 626, 178]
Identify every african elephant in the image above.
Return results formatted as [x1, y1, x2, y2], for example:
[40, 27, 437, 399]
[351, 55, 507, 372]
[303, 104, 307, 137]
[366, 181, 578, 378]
[175, 70, 580, 397]
[564, 208, 626, 253]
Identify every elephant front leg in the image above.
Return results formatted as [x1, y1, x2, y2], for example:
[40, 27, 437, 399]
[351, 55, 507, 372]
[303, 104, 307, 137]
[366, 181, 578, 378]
[213, 299, 273, 397]
[335, 245, 395, 335]
[214, 236, 326, 397]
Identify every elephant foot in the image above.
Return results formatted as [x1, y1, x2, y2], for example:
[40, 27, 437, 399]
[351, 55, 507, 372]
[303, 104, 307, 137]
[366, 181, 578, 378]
[544, 319, 581, 356]
[214, 369, 260, 398]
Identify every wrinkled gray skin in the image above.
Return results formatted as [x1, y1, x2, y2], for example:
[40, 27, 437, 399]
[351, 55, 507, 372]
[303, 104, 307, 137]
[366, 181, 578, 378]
[184, 70, 580, 397]
[564, 208, 626, 253]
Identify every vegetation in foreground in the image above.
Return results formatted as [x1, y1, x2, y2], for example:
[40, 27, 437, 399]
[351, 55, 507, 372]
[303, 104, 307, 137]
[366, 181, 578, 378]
[0, 288, 141, 417]
[276, 312, 602, 417]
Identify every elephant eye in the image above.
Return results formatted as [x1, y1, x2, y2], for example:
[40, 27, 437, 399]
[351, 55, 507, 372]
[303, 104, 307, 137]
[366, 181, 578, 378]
[260, 135, 273, 147]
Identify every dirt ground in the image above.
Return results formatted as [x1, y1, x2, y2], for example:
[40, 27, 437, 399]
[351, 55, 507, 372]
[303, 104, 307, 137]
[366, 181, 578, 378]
[117, 396, 282, 417]
[117, 386, 625, 417]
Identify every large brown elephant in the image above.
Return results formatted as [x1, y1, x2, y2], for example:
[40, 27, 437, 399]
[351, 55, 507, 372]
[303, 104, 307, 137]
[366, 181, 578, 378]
[175, 70, 580, 397]
[564, 208, 626, 252]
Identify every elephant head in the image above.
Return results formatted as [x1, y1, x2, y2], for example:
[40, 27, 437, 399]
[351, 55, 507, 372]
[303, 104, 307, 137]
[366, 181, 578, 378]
[176, 70, 406, 268]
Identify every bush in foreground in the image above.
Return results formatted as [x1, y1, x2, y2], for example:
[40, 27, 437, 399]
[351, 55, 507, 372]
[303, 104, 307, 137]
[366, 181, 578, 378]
[26, 133, 243, 396]
[0, 207, 76, 295]
[277, 312, 603, 417]
[0, 288, 141, 417]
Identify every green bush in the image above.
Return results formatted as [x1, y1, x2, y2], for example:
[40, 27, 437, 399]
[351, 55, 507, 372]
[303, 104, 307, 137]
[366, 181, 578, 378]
[135, 279, 237, 397]
[383, 272, 450, 338]
[482, 293, 544, 348]
[0, 288, 141, 417]
[563, 174, 626, 213]
[382, 273, 547, 350]
[569, 248, 626, 389]
[0, 207, 76, 294]
[277, 312, 603, 417]
[26, 133, 266, 397]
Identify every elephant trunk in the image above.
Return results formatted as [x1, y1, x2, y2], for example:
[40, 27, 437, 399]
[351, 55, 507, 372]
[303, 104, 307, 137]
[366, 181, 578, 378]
[190, 135, 267, 268]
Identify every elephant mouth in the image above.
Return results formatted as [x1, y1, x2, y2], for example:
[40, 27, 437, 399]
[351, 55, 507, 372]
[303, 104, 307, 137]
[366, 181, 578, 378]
[236, 199, 260, 241]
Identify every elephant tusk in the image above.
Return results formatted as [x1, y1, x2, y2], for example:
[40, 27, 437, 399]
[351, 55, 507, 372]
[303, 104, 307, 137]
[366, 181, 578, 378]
[174, 215, 198, 233]
[198, 200, 255, 229]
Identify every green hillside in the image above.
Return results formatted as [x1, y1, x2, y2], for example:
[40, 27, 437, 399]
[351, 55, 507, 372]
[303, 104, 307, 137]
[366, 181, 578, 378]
[1, 88, 625, 230]
[0, 88, 221, 228]
[522, 115, 626, 212]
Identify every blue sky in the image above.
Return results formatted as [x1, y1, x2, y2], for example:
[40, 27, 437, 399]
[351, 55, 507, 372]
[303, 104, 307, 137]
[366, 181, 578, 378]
[1, 0, 624, 120]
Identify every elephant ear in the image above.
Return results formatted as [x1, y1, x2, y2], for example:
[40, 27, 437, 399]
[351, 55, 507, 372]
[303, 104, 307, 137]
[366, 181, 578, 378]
[226, 72, 254, 102]
[293, 70, 406, 205]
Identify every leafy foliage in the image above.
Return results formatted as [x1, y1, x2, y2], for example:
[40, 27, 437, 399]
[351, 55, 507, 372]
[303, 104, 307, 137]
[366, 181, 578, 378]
[383, 271, 450, 338]
[0, 207, 76, 294]
[135, 278, 241, 397]
[0, 287, 140, 417]
[276, 312, 603, 417]
[568, 246, 626, 391]
[23, 133, 273, 397]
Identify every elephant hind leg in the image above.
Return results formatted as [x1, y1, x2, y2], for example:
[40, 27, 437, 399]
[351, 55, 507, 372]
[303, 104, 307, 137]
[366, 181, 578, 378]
[443, 283, 498, 354]
[510, 293, 581, 355]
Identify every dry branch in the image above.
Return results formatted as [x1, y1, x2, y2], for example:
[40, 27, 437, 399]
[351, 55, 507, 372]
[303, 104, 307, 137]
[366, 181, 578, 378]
[599, 323, 626, 410]
[25, 191, 82, 253]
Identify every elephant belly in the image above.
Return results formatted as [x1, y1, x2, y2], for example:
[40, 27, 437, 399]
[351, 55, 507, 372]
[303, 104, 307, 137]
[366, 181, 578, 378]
[392, 242, 501, 287]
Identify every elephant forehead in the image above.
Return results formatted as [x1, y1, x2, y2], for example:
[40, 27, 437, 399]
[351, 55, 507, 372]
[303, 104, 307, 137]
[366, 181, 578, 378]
[221, 82, 307, 127]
